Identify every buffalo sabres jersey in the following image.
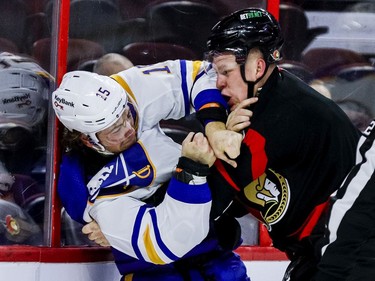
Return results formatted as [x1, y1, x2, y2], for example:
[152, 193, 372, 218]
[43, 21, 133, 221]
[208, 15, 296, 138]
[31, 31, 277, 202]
[59, 127, 212, 265]
[86, 127, 212, 265]
[84, 59, 222, 204]
[58, 60, 222, 265]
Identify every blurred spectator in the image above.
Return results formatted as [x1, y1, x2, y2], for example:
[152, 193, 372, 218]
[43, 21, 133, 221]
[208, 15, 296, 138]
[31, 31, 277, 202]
[93, 53, 133, 76]
[0, 52, 52, 179]
[329, 72, 375, 117]
[309, 79, 332, 99]
[345, 2, 375, 12]
[308, 79, 373, 132]
[0, 52, 52, 243]
[336, 99, 373, 132]
[278, 60, 314, 83]
[0, 161, 42, 245]
[0, 199, 42, 245]
[0, 161, 15, 203]
[279, 2, 328, 61]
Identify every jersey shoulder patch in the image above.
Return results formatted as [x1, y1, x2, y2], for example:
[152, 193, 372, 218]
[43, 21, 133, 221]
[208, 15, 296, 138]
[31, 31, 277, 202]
[87, 141, 155, 202]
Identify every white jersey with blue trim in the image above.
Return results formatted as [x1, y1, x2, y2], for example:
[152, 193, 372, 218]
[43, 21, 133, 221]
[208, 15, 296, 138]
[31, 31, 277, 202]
[85, 127, 180, 205]
[80, 60, 220, 264]
[85, 127, 212, 264]
[85, 60, 219, 205]
[111, 59, 218, 132]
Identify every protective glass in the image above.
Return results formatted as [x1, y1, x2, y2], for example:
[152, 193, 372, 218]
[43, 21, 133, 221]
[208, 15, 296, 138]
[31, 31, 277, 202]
[0, 125, 33, 151]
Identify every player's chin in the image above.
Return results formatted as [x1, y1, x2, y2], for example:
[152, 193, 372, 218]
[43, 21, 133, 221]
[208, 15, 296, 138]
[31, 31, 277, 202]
[121, 136, 137, 151]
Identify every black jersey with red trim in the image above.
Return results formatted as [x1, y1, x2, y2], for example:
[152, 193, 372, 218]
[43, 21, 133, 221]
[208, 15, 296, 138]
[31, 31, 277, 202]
[209, 68, 360, 252]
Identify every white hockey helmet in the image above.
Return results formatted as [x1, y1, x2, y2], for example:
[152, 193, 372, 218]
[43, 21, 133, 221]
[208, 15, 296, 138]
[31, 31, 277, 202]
[0, 52, 53, 82]
[0, 68, 49, 127]
[52, 71, 128, 152]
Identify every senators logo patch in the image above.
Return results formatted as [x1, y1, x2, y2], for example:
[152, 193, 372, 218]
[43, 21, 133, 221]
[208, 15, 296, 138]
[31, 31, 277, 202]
[242, 168, 290, 228]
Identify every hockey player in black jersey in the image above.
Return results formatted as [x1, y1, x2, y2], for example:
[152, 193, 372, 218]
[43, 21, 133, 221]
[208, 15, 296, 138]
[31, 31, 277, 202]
[204, 8, 360, 280]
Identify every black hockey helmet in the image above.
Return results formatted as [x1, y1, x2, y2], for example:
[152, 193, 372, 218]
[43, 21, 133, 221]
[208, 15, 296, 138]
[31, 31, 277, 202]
[206, 8, 284, 64]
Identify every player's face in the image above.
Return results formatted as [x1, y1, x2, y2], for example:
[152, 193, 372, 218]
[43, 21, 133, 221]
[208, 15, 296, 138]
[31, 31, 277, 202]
[212, 54, 248, 111]
[97, 106, 136, 153]
[0, 171, 14, 200]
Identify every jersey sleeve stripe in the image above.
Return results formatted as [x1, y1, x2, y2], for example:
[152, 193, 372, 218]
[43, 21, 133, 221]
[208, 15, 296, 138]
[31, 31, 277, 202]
[142, 224, 166, 264]
[149, 209, 179, 261]
[132, 205, 148, 260]
[179, 60, 190, 116]
[192, 60, 202, 81]
[199, 102, 221, 110]
[110, 74, 138, 105]
[132, 205, 180, 263]
[167, 178, 211, 204]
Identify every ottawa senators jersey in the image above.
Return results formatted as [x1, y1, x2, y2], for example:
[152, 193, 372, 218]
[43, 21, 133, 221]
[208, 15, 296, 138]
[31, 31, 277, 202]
[209, 68, 360, 252]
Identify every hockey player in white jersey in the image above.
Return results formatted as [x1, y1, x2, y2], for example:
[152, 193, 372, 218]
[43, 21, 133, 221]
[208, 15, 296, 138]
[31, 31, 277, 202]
[52, 60, 249, 280]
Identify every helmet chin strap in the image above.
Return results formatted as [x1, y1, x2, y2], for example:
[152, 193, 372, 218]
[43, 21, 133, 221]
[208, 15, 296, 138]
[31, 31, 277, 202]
[239, 60, 269, 99]
[87, 133, 114, 156]
[92, 146, 114, 156]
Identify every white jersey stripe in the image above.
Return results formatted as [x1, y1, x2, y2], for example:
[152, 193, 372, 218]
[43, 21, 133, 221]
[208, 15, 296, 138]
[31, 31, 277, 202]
[322, 130, 375, 255]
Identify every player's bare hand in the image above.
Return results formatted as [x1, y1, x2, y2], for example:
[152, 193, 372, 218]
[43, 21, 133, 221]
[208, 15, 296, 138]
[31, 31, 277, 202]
[227, 97, 257, 132]
[82, 221, 110, 247]
[182, 132, 216, 167]
[205, 122, 242, 168]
